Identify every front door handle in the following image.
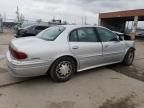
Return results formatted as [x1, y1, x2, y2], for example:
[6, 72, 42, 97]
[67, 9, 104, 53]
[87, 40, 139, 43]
[72, 46, 79, 49]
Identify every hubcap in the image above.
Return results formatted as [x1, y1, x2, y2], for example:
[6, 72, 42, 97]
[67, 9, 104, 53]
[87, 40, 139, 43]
[128, 52, 134, 64]
[56, 61, 72, 78]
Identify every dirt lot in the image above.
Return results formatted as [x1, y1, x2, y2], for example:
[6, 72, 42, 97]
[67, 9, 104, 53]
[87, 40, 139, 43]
[0, 29, 14, 74]
[1, 29, 144, 108]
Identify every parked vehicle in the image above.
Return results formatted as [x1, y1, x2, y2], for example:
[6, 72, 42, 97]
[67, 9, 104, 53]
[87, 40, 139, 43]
[15, 25, 48, 38]
[113, 31, 131, 40]
[7, 25, 135, 82]
[136, 31, 144, 37]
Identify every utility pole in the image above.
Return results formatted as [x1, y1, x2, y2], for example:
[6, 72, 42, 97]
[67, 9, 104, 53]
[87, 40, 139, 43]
[3, 12, 6, 22]
[98, 15, 101, 26]
[84, 16, 87, 25]
[82, 16, 83, 24]
[0, 14, 3, 33]
[16, 6, 20, 25]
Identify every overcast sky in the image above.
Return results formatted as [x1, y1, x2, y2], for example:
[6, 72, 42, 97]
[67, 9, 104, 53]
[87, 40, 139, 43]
[0, 0, 144, 24]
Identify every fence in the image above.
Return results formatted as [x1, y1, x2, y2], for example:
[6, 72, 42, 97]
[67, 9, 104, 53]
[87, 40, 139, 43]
[0, 17, 3, 33]
[0, 15, 97, 33]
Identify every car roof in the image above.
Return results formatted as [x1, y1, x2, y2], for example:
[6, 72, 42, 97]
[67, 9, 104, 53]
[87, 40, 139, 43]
[113, 31, 124, 35]
[62, 24, 96, 28]
[32, 25, 49, 27]
[22, 24, 48, 29]
[60, 24, 104, 31]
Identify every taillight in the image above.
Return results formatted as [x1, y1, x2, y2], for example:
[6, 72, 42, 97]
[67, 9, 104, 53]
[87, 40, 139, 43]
[9, 46, 27, 60]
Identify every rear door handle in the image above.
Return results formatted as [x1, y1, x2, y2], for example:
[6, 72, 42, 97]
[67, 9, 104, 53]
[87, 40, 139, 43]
[72, 46, 79, 49]
[104, 45, 109, 48]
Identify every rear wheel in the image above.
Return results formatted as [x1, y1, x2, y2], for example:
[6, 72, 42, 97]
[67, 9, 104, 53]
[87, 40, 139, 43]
[122, 48, 135, 66]
[49, 57, 76, 82]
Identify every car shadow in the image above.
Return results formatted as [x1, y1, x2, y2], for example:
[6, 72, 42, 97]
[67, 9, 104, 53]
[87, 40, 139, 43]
[13, 62, 144, 87]
[106, 63, 144, 82]
[14, 67, 107, 86]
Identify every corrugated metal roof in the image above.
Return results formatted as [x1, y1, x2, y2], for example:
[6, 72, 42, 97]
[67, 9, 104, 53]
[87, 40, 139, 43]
[99, 9, 144, 19]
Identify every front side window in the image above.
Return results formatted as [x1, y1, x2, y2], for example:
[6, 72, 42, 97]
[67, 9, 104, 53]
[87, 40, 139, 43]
[97, 27, 118, 42]
[69, 27, 97, 42]
[37, 26, 65, 41]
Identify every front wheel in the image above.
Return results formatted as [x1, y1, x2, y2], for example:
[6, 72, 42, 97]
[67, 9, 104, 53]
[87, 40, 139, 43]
[122, 48, 135, 66]
[49, 57, 76, 82]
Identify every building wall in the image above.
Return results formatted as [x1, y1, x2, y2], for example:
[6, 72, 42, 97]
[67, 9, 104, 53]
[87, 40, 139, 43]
[100, 18, 126, 33]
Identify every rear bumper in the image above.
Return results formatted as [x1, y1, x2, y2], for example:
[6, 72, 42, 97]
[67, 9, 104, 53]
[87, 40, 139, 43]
[6, 51, 52, 77]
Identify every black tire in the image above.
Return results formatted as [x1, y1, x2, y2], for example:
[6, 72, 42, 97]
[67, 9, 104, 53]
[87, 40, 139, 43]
[49, 57, 76, 82]
[122, 48, 135, 66]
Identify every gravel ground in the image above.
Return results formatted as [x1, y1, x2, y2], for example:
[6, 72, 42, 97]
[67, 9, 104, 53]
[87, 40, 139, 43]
[108, 39, 144, 82]
[0, 29, 144, 108]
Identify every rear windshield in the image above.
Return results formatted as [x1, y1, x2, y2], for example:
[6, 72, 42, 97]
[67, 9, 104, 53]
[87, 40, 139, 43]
[37, 26, 65, 41]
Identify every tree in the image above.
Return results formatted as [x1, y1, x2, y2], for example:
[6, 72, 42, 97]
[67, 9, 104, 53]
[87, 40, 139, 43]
[19, 14, 25, 26]
[16, 6, 25, 27]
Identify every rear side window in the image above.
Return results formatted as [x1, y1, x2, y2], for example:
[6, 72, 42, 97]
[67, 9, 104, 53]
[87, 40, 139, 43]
[37, 26, 65, 41]
[69, 27, 98, 42]
[69, 30, 78, 42]
[97, 27, 118, 42]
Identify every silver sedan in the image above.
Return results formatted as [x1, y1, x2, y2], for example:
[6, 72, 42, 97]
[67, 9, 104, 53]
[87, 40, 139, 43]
[6, 25, 135, 82]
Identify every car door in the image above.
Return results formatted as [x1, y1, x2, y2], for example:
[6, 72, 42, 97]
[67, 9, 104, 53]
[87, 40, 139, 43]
[96, 27, 125, 63]
[69, 27, 103, 70]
